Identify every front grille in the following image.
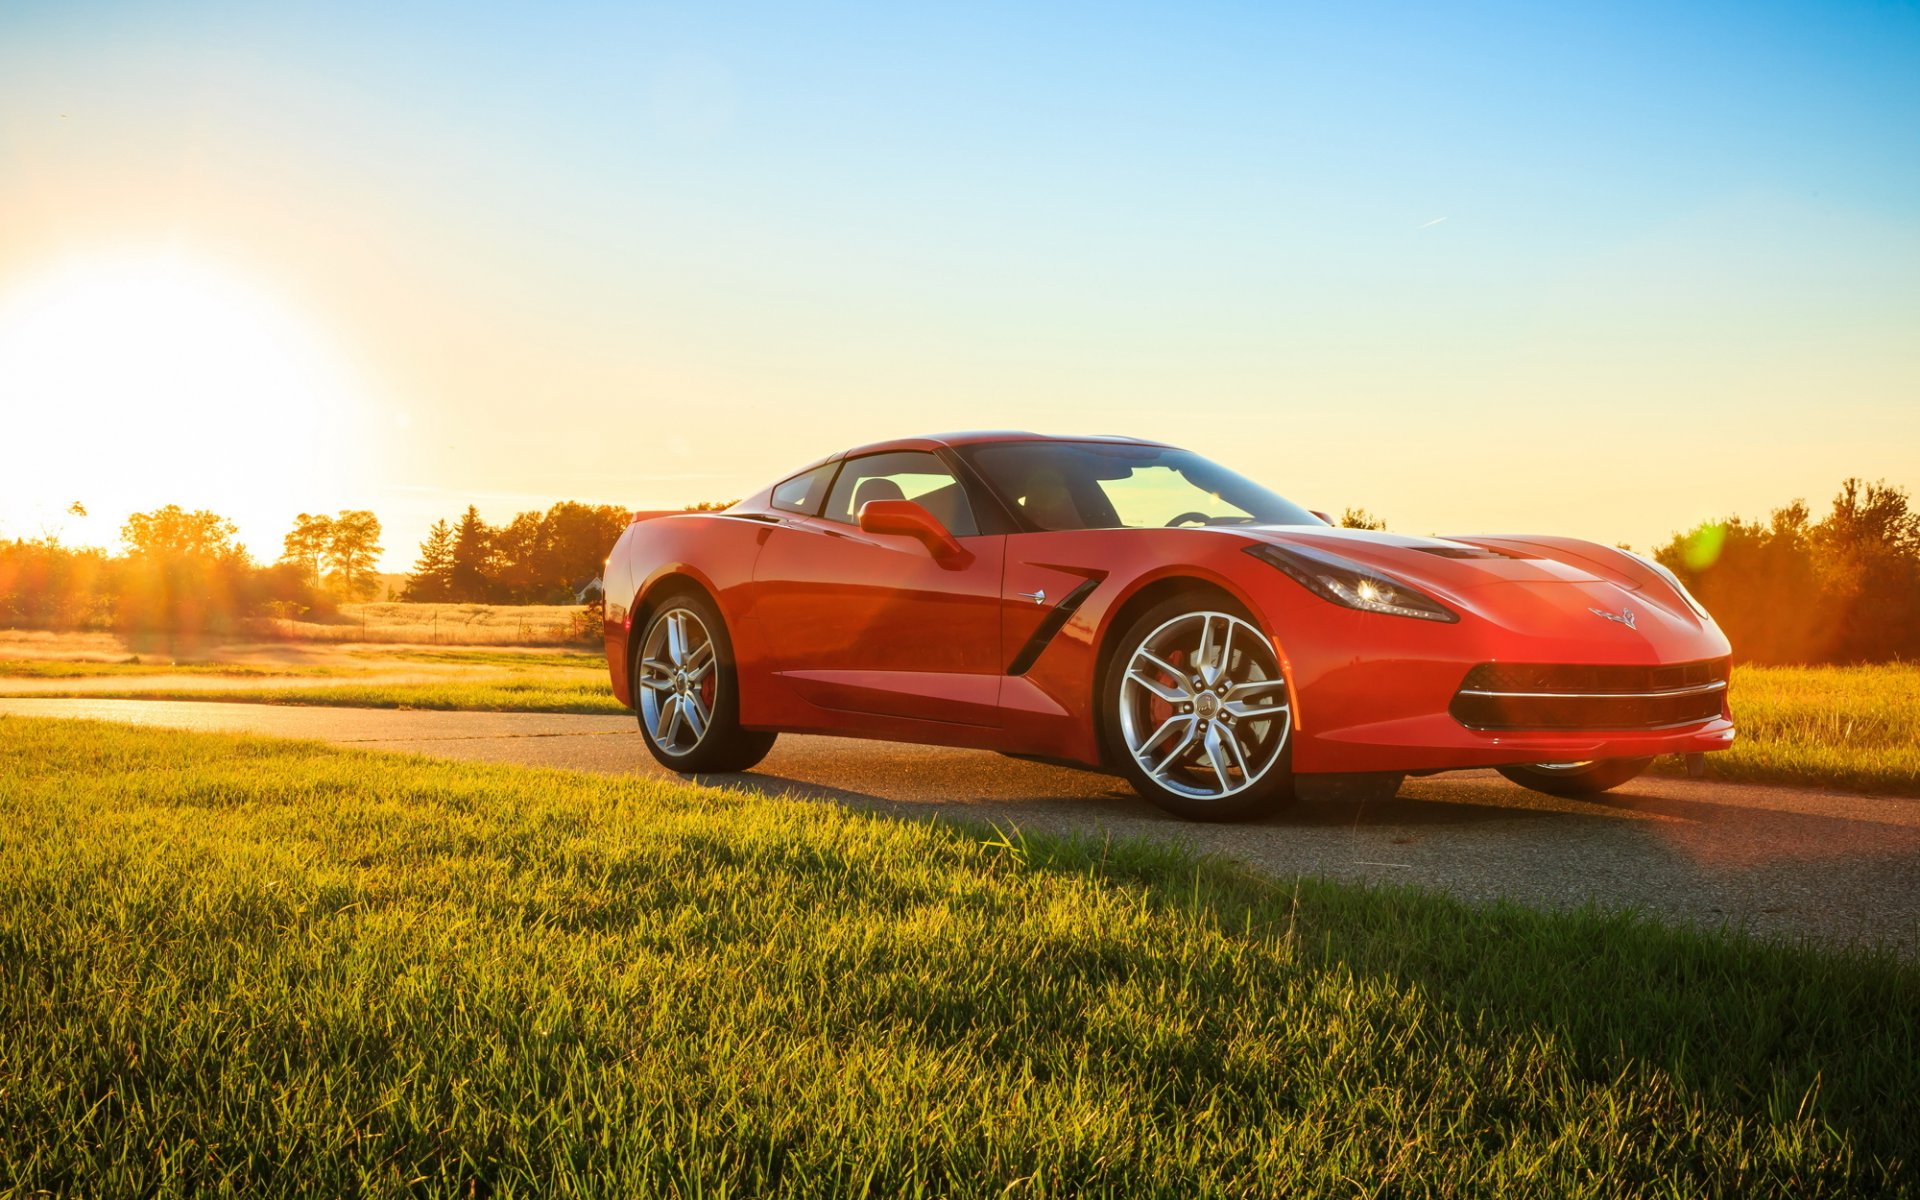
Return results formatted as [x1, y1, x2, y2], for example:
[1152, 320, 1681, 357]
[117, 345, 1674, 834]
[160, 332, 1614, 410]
[1450, 658, 1730, 732]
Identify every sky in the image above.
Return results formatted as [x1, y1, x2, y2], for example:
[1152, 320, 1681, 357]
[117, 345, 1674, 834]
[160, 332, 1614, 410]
[2, 0, 1917, 569]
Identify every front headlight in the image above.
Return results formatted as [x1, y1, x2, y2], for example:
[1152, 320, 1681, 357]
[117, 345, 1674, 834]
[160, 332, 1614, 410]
[1623, 550, 1712, 620]
[1245, 543, 1459, 623]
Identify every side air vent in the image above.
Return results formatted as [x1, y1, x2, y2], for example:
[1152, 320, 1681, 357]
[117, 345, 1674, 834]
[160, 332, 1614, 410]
[1006, 579, 1100, 676]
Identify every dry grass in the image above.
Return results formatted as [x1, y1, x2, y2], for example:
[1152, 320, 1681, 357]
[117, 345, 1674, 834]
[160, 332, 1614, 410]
[0, 642, 620, 712]
[1682, 663, 1920, 795]
[244, 602, 595, 645]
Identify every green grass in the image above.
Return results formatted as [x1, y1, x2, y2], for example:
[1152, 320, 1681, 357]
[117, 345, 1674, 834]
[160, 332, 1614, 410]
[0, 659, 347, 679]
[2, 718, 1914, 1197]
[53, 677, 630, 713]
[0, 650, 622, 714]
[1657, 664, 1920, 796]
[375, 648, 607, 669]
[6, 675, 626, 714]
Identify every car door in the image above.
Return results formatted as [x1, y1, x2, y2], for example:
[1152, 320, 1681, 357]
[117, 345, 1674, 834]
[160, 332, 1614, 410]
[750, 450, 1006, 727]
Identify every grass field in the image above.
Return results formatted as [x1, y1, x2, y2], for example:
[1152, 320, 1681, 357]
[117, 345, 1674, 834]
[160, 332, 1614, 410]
[0, 644, 624, 714]
[60, 675, 623, 713]
[248, 602, 594, 645]
[0, 659, 352, 679]
[2, 717, 1914, 1197]
[1666, 663, 1920, 796]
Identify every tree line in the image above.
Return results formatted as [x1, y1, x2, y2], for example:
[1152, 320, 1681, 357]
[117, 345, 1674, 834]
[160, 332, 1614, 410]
[1652, 477, 1919, 664]
[399, 502, 631, 604]
[0, 504, 382, 634]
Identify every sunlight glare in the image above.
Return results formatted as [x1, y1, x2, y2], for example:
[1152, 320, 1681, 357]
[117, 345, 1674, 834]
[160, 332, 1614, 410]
[0, 252, 375, 551]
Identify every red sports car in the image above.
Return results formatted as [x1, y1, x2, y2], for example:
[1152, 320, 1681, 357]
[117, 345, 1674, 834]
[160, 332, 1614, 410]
[603, 432, 1734, 820]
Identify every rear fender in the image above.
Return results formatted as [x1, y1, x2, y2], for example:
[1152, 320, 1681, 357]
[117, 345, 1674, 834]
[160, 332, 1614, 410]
[605, 513, 770, 708]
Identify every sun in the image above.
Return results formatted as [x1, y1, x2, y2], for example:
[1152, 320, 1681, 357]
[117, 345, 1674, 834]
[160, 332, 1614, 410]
[0, 251, 375, 551]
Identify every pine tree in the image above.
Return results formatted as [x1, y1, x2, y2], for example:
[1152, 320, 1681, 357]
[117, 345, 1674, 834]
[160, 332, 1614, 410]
[449, 506, 494, 602]
[403, 519, 455, 601]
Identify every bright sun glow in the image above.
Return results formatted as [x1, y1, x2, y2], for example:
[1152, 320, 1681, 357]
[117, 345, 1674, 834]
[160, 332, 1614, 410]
[0, 251, 373, 552]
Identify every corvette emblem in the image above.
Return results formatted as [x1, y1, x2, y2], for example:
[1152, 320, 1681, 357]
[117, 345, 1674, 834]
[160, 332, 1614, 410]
[1589, 605, 1637, 629]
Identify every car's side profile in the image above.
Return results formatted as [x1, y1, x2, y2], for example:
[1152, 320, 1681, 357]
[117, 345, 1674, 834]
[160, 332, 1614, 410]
[603, 432, 1735, 820]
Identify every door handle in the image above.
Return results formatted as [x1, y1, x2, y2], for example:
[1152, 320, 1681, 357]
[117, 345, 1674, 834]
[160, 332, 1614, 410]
[1016, 589, 1047, 605]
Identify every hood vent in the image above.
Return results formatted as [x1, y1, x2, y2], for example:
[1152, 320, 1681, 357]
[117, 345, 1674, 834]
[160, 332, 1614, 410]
[1412, 544, 1536, 560]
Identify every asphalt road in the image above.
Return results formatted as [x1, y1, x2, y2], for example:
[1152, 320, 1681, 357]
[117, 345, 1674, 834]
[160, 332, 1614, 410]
[5, 696, 1916, 957]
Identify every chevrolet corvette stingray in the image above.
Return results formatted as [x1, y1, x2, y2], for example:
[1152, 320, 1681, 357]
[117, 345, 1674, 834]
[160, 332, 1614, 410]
[602, 433, 1734, 820]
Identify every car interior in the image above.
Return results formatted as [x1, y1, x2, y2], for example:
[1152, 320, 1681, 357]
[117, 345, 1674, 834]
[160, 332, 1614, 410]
[826, 456, 979, 535]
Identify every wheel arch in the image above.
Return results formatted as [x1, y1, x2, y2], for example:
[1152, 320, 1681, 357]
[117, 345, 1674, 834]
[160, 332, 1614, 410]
[625, 566, 724, 681]
[1088, 571, 1293, 768]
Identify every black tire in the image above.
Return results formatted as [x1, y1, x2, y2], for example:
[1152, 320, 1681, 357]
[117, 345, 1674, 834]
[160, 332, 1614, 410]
[632, 590, 777, 774]
[1497, 757, 1653, 798]
[1102, 595, 1297, 822]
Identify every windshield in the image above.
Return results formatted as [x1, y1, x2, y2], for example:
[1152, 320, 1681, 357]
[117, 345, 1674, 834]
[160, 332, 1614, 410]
[962, 441, 1327, 531]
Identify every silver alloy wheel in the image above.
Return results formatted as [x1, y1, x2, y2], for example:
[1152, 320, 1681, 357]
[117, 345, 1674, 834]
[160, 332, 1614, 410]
[1117, 610, 1290, 800]
[636, 606, 717, 758]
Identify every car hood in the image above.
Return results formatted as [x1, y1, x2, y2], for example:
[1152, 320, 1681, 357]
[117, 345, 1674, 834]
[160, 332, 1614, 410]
[1234, 526, 1614, 589]
[1230, 525, 1714, 641]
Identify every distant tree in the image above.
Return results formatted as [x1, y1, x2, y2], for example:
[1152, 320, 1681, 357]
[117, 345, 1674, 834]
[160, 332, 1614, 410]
[489, 511, 548, 601]
[118, 505, 250, 637]
[279, 513, 335, 588]
[1656, 504, 1830, 664]
[482, 502, 629, 602]
[1815, 479, 1920, 662]
[326, 510, 383, 601]
[541, 502, 628, 594]
[123, 506, 245, 562]
[403, 519, 456, 601]
[0, 538, 114, 629]
[1657, 479, 1920, 664]
[684, 500, 738, 512]
[1339, 507, 1387, 530]
[449, 506, 494, 602]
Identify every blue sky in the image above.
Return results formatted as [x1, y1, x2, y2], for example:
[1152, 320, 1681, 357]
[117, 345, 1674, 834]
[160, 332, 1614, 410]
[2, 0, 1916, 561]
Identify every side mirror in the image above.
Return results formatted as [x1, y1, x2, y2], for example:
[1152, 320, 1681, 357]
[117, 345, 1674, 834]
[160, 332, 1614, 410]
[859, 499, 964, 559]
[1309, 510, 1334, 525]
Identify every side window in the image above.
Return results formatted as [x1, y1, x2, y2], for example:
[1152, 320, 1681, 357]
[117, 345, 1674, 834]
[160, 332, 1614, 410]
[823, 451, 979, 536]
[769, 464, 834, 515]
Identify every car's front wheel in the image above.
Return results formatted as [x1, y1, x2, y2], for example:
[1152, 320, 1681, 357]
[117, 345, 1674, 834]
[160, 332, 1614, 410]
[1104, 599, 1296, 821]
[633, 593, 777, 774]
[1497, 757, 1653, 798]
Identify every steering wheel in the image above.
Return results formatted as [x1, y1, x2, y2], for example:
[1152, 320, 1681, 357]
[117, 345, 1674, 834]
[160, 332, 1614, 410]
[1165, 511, 1213, 528]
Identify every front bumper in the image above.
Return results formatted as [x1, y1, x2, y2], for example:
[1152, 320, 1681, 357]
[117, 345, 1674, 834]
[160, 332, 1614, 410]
[1261, 589, 1738, 775]
[1298, 709, 1736, 773]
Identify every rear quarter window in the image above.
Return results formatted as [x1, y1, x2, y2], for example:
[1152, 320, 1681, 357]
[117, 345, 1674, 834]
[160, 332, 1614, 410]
[770, 464, 835, 515]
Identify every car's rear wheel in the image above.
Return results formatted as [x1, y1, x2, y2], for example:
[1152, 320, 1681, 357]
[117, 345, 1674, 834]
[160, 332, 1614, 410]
[1104, 599, 1296, 821]
[633, 593, 777, 774]
[1497, 757, 1653, 798]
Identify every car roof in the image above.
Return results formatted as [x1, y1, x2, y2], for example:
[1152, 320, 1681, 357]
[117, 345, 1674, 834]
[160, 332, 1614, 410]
[835, 431, 1172, 459]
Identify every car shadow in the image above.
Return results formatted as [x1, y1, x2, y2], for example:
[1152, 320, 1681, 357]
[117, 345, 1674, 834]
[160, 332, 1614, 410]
[705, 758, 1564, 832]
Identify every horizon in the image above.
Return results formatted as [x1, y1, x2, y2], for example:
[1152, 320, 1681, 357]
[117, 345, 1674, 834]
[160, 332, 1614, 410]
[4, 1, 1917, 568]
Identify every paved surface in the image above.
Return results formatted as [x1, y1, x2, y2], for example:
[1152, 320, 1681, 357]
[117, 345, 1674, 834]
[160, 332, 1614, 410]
[5, 697, 1917, 957]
